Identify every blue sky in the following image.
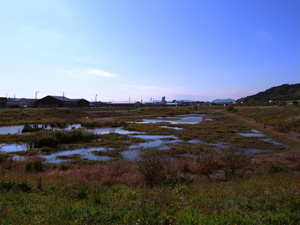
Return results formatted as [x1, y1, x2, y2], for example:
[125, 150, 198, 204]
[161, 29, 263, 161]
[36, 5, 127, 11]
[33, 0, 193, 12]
[0, 0, 299, 102]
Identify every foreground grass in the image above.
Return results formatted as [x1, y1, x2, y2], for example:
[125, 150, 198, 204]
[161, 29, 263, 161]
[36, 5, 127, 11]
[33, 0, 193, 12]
[0, 172, 299, 224]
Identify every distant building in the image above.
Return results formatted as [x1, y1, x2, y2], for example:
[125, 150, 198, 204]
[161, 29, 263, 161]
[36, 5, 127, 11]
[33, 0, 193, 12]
[161, 96, 167, 105]
[20, 98, 38, 108]
[0, 97, 7, 108]
[166, 102, 178, 106]
[35, 96, 89, 108]
[106, 102, 142, 108]
[6, 98, 20, 108]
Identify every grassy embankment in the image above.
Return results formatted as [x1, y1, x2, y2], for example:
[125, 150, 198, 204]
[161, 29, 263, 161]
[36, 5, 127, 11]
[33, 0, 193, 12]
[225, 106, 300, 148]
[235, 106, 300, 133]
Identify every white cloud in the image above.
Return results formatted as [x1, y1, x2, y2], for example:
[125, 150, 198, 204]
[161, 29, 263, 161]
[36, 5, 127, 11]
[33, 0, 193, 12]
[61, 69, 117, 78]
[86, 69, 117, 77]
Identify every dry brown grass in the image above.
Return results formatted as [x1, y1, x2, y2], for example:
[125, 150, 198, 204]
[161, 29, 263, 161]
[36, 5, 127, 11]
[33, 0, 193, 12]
[44, 162, 142, 186]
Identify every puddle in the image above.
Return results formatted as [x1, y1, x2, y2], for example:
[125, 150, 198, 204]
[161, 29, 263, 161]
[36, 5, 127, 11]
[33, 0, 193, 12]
[261, 138, 289, 147]
[242, 149, 273, 155]
[0, 125, 24, 135]
[237, 129, 266, 137]
[129, 135, 180, 150]
[0, 124, 144, 137]
[87, 127, 142, 135]
[43, 147, 112, 163]
[159, 126, 183, 130]
[121, 150, 140, 160]
[12, 155, 26, 161]
[188, 140, 205, 144]
[0, 124, 83, 135]
[188, 140, 227, 148]
[179, 153, 195, 158]
[0, 144, 29, 153]
[136, 114, 205, 124]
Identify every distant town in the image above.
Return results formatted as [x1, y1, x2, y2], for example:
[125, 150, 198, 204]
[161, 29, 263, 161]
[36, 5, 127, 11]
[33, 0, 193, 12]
[0, 95, 235, 108]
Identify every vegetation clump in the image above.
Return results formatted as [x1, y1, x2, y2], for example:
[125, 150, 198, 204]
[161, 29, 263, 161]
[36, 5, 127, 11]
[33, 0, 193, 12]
[29, 130, 97, 148]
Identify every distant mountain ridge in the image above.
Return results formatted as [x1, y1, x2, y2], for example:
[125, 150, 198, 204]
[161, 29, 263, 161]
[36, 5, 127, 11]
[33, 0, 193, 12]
[238, 83, 300, 102]
[212, 98, 235, 103]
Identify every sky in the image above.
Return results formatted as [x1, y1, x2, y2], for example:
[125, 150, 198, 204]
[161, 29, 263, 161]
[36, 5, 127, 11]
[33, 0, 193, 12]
[0, 0, 299, 102]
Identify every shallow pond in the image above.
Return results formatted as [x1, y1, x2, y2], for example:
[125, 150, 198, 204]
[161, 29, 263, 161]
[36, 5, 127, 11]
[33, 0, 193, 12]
[121, 150, 140, 160]
[87, 127, 142, 135]
[237, 129, 266, 137]
[159, 126, 183, 130]
[136, 114, 205, 125]
[0, 144, 29, 152]
[242, 149, 273, 155]
[0, 124, 83, 135]
[43, 147, 112, 163]
[0, 125, 24, 135]
[129, 135, 180, 150]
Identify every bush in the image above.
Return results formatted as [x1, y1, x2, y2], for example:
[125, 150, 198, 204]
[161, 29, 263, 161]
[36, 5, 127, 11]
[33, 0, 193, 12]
[29, 130, 97, 148]
[0, 180, 15, 191]
[194, 147, 219, 177]
[220, 147, 250, 174]
[25, 160, 43, 172]
[262, 162, 284, 174]
[137, 150, 167, 188]
[225, 104, 234, 112]
[30, 136, 58, 148]
[276, 118, 300, 132]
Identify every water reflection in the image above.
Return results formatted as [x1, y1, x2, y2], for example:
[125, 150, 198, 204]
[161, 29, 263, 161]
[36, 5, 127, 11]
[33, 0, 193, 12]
[0, 144, 29, 152]
[43, 147, 111, 163]
[121, 150, 140, 160]
[129, 135, 180, 150]
[136, 114, 205, 124]
[237, 129, 266, 137]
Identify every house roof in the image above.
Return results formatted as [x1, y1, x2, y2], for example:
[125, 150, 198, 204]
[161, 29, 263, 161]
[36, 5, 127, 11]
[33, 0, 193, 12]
[45, 96, 88, 102]
[48, 96, 72, 101]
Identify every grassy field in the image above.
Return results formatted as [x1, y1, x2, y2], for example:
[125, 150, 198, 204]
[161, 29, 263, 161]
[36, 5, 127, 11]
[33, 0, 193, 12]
[0, 170, 299, 224]
[234, 106, 300, 132]
[0, 106, 300, 224]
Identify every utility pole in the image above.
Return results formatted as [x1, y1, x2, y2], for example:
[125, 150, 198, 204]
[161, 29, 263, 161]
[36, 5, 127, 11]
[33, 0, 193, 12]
[129, 96, 131, 104]
[63, 92, 65, 108]
[35, 91, 39, 99]
[95, 94, 97, 102]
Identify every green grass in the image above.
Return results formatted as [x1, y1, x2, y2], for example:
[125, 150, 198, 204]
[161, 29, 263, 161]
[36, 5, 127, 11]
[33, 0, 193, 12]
[0, 172, 299, 224]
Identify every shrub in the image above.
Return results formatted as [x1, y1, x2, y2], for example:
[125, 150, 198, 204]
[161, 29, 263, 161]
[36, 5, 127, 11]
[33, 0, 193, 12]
[276, 118, 300, 132]
[29, 130, 97, 148]
[225, 103, 234, 112]
[194, 147, 219, 178]
[14, 181, 31, 192]
[0, 154, 9, 163]
[30, 135, 58, 148]
[0, 180, 15, 191]
[137, 150, 167, 188]
[220, 147, 250, 174]
[262, 162, 284, 174]
[25, 159, 43, 172]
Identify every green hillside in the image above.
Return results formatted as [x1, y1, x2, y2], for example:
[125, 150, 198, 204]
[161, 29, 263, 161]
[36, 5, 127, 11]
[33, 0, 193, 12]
[238, 83, 300, 102]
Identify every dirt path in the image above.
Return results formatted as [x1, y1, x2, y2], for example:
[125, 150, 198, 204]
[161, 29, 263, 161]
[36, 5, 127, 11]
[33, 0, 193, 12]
[224, 110, 300, 170]
[224, 111, 300, 146]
